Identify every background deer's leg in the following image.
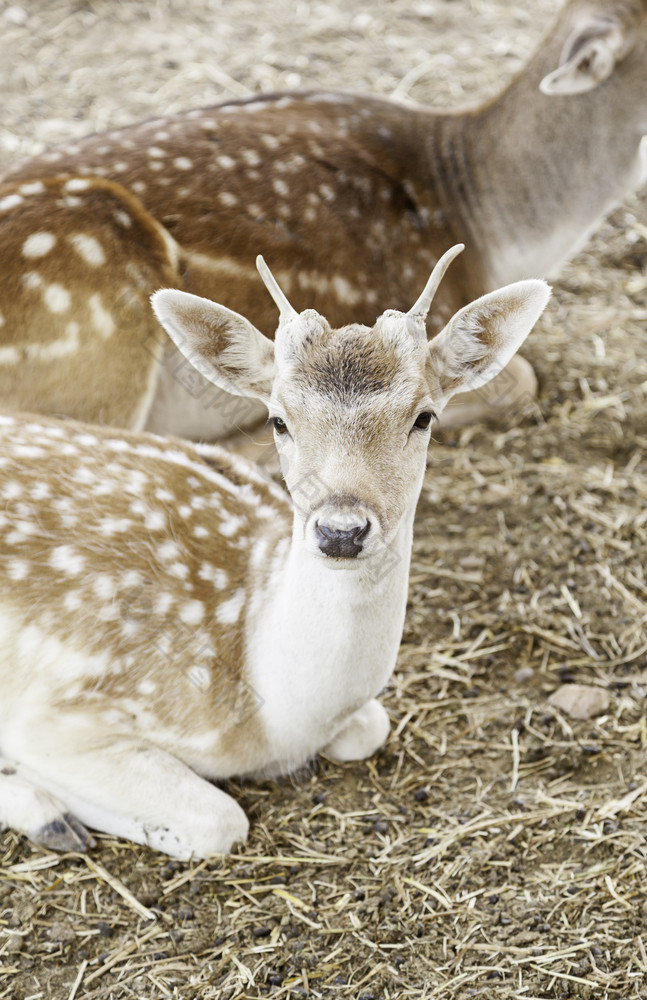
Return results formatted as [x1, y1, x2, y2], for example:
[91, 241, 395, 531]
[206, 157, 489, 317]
[438, 355, 538, 429]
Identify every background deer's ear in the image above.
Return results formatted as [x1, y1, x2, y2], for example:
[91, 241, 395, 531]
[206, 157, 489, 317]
[151, 289, 276, 403]
[426, 280, 551, 409]
[539, 16, 631, 95]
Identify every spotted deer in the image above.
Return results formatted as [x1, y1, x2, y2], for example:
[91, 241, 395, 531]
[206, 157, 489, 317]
[0, 0, 643, 441]
[0, 248, 549, 858]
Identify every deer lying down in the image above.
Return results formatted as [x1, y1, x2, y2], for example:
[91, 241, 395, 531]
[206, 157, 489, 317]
[0, 248, 550, 858]
[0, 0, 643, 440]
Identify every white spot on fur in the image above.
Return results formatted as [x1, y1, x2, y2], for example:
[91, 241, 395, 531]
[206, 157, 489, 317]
[174, 157, 193, 170]
[19, 182, 45, 195]
[169, 562, 189, 580]
[154, 592, 174, 615]
[64, 179, 91, 192]
[89, 293, 114, 338]
[216, 588, 245, 624]
[159, 540, 180, 561]
[2, 480, 22, 500]
[22, 232, 56, 258]
[273, 178, 289, 198]
[98, 516, 133, 536]
[0, 345, 19, 364]
[43, 284, 71, 314]
[219, 513, 246, 537]
[0, 194, 23, 211]
[145, 510, 166, 531]
[12, 444, 46, 459]
[93, 574, 116, 601]
[218, 191, 238, 207]
[23, 272, 42, 290]
[113, 210, 132, 227]
[148, 146, 166, 158]
[187, 665, 211, 690]
[242, 149, 261, 167]
[69, 233, 106, 266]
[180, 600, 204, 625]
[50, 545, 85, 575]
[217, 155, 236, 169]
[64, 591, 83, 612]
[7, 559, 29, 581]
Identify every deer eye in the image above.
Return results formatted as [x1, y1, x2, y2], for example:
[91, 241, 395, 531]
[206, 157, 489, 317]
[268, 416, 289, 436]
[412, 410, 434, 431]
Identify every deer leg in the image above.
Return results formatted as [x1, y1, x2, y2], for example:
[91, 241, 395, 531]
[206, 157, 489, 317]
[7, 725, 249, 859]
[0, 756, 93, 852]
[323, 699, 390, 762]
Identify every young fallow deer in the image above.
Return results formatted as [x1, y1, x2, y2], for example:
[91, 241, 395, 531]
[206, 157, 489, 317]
[0, 0, 643, 440]
[0, 247, 550, 858]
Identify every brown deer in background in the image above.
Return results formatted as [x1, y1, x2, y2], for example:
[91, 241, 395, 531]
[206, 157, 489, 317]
[0, 0, 644, 439]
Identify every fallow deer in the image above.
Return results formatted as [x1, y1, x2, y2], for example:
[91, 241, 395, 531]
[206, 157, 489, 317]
[0, 248, 550, 858]
[0, 0, 643, 439]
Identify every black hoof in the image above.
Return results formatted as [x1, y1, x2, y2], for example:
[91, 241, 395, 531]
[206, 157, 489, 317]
[34, 813, 96, 852]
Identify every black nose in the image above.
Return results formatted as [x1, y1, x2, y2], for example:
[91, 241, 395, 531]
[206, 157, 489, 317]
[315, 520, 371, 558]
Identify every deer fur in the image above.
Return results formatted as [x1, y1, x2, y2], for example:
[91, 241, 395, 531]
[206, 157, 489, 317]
[0, 250, 550, 858]
[0, 0, 643, 438]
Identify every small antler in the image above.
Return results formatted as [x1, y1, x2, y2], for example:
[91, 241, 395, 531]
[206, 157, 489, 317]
[256, 255, 299, 321]
[407, 244, 465, 321]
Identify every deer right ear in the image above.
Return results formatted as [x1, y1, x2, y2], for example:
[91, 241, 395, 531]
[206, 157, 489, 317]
[539, 16, 631, 95]
[151, 289, 276, 403]
[426, 279, 551, 409]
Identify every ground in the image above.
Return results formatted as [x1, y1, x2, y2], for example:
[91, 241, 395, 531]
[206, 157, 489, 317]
[1, 1, 646, 998]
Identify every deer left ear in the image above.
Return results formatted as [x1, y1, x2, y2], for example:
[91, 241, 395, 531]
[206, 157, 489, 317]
[426, 280, 551, 408]
[151, 289, 276, 403]
[539, 16, 632, 96]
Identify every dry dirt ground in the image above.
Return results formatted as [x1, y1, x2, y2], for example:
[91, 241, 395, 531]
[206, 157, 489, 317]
[1, 1, 647, 998]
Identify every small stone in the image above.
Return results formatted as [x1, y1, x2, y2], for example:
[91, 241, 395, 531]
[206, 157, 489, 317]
[548, 684, 610, 720]
[5, 934, 24, 953]
[3, 5, 28, 25]
[47, 921, 76, 944]
[514, 666, 534, 683]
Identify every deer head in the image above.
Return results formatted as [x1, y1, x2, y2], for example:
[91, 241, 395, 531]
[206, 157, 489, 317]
[152, 246, 550, 562]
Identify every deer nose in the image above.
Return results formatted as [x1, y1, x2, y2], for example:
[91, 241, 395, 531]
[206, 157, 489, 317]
[315, 520, 371, 558]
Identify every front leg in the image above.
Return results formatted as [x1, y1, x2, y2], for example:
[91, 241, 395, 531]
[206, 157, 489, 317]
[8, 721, 248, 859]
[323, 699, 390, 761]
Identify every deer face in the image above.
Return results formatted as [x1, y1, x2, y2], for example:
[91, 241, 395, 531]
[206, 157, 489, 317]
[267, 312, 434, 559]
[152, 247, 551, 565]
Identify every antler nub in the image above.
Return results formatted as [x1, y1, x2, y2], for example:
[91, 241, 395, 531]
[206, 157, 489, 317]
[407, 244, 465, 321]
[256, 255, 299, 321]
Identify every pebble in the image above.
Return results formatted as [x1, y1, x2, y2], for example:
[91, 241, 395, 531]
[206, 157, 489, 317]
[548, 683, 610, 720]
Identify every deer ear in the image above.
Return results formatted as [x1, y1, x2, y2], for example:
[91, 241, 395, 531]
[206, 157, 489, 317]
[426, 280, 551, 408]
[151, 289, 275, 403]
[539, 17, 631, 95]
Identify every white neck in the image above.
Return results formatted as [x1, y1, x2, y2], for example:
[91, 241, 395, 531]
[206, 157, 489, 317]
[247, 506, 417, 773]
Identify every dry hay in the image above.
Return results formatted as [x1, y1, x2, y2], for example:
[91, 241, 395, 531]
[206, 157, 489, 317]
[1, 1, 646, 998]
